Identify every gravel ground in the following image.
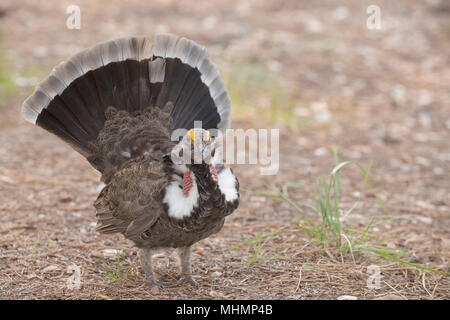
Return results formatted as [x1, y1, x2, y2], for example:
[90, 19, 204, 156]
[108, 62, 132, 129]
[0, 0, 449, 299]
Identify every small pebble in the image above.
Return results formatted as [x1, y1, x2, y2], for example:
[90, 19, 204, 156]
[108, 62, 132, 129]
[101, 249, 120, 258]
[43, 265, 60, 272]
[337, 295, 358, 300]
[373, 295, 404, 300]
[211, 271, 222, 278]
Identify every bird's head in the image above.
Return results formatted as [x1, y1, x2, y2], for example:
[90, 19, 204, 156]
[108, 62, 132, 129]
[170, 128, 222, 177]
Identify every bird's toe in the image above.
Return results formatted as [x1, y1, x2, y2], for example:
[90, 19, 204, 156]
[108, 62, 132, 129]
[178, 275, 199, 287]
[145, 278, 166, 289]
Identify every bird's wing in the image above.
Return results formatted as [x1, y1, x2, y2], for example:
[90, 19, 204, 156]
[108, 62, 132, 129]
[94, 156, 168, 239]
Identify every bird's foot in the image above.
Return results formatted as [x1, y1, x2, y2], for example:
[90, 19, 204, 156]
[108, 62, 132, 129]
[145, 277, 166, 289]
[177, 275, 199, 287]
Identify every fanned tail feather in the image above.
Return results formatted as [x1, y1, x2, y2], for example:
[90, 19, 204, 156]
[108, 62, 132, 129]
[22, 34, 231, 160]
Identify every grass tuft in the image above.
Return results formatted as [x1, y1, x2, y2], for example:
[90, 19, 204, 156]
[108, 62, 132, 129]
[241, 148, 450, 276]
[107, 250, 121, 281]
[227, 227, 289, 266]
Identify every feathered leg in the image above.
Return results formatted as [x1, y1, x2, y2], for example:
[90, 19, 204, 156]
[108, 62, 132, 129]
[177, 246, 198, 287]
[139, 248, 164, 287]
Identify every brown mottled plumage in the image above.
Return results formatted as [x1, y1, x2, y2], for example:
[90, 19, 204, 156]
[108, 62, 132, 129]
[87, 102, 175, 183]
[22, 35, 239, 287]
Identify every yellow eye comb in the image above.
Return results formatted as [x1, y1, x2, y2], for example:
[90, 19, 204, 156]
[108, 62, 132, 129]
[187, 129, 195, 141]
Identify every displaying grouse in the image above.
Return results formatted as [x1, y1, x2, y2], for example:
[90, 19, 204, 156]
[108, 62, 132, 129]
[22, 34, 240, 287]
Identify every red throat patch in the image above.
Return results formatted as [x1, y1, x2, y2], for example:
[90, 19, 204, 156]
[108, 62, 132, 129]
[210, 164, 218, 182]
[182, 171, 193, 197]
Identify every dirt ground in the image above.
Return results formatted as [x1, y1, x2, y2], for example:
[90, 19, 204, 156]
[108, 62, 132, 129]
[0, 0, 449, 299]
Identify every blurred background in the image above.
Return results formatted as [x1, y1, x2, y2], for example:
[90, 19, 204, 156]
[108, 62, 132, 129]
[0, 0, 448, 299]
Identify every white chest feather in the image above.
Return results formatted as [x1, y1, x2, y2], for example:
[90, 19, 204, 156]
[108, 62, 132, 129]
[217, 168, 239, 202]
[163, 172, 199, 219]
[163, 167, 238, 219]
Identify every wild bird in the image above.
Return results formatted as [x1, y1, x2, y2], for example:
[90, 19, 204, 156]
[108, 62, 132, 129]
[22, 34, 240, 287]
